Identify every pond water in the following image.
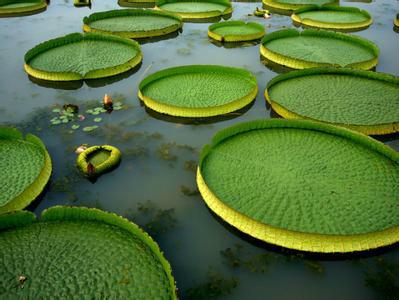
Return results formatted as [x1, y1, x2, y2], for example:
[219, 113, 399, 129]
[1, 0, 398, 299]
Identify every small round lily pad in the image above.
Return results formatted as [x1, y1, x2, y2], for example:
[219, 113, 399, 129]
[197, 119, 399, 253]
[208, 21, 265, 42]
[260, 28, 379, 70]
[262, 0, 337, 15]
[0, 206, 177, 298]
[395, 13, 399, 28]
[265, 68, 399, 135]
[156, 0, 232, 21]
[83, 9, 183, 39]
[0, 127, 51, 214]
[77, 145, 121, 178]
[24, 33, 142, 82]
[0, 0, 47, 17]
[291, 5, 372, 31]
[138, 65, 258, 118]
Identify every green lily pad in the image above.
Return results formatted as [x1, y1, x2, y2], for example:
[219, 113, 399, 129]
[0, 0, 47, 17]
[52, 108, 61, 113]
[292, 5, 373, 31]
[208, 21, 265, 42]
[83, 9, 183, 39]
[265, 68, 399, 135]
[138, 65, 258, 117]
[156, 0, 232, 21]
[82, 126, 99, 132]
[0, 206, 177, 298]
[197, 119, 399, 253]
[0, 127, 52, 214]
[94, 117, 102, 122]
[71, 124, 80, 130]
[262, 0, 337, 15]
[24, 33, 142, 82]
[260, 29, 379, 70]
[77, 145, 121, 178]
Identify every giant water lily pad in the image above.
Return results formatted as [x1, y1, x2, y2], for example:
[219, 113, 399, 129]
[0, 206, 177, 298]
[262, 0, 337, 15]
[208, 21, 265, 42]
[265, 68, 399, 135]
[83, 9, 183, 39]
[0, 0, 46, 17]
[0, 127, 51, 214]
[77, 145, 122, 178]
[260, 29, 379, 70]
[156, 0, 232, 21]
[197, 119, 399, 253]
[24, 33, 142, 82]
[138, 65, 258, 117]
[292, 5, 372, 31]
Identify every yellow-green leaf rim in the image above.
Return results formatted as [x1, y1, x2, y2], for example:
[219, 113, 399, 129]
[77, 145, 122, 178]
[291, 5, 372, 31]
[0, 0, 47, 17]
[197, 119, 399, 253]
[24, 32, 143, 82]
[0, 127, 52, 214]
[0, 206, 177, 298]
[138, 65, 258, 118]
[83, 9, 183, 39]
[260, 28, 379, 70]
[208, 20, 265, 42]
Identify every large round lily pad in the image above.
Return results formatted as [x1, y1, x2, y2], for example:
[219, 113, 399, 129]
[262, 0, 337, 15]
[0, 206, 177, 298]
[208, 21, 265, 42]
[265, 68, 399, 135]
[0, 0, 46, 17]
[0, 127, 51, 214]
[138, 65, 258, 117]
[156, 0, 232, 20]
[197, 119, 399, 253]
[292, 5, 372, 31]
[83, 9, 183, 39]
[260, 29, 379, 70]
[24, 33, 142, 82]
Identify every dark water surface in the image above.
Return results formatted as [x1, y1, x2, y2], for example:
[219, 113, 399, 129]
[0, 0, 398, 299]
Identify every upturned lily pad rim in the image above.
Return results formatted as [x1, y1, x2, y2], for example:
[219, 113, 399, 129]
[291, 5, 373, 31]
[155, 0, 233, 20]
[262, 0, 338, 15]
[0, 0, 47, 17]
[395, 13, 399, 27]
[0, 206, 177, 298]
[208, 20, 265, 42]
[24, 32, 143, 82]
[76, 145, 121, 177]
[83, 9, 183, 39]
[265, 67, 399, 135]
[0, 127, 52, 214]
[197, 119, 399, 253]
[138, 64, 258, 118]
[260, 28, 379, 70]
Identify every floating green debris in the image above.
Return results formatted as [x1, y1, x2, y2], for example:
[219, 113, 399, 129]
[262, 0, 337, 15]
[197, 119, 399, 253]
[74, 0, 91, 7]
[83, 9, 183, 39]
[138, 65, 258, 118]
[24, 33, 142, 81]
[0, 0, 47, 17]
[76, 145, 121, 178]
[0, 206, 177, 298]
[0, 127, 51, 214]
[156, 0, 232, 21]
[265, 68, 399, 135]
[291, 5, 372, 31]
[208, 21, 265, 42]
[395, 13, 399, 28]
[260, 28, 379, 70]
[93, 117, 103, 123]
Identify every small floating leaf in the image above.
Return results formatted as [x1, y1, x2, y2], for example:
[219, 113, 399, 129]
[94, 118, 102, 123]
[82, 126, 99, 132]
[71, 124, 80, 130]
[52, 108, 61, 113]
